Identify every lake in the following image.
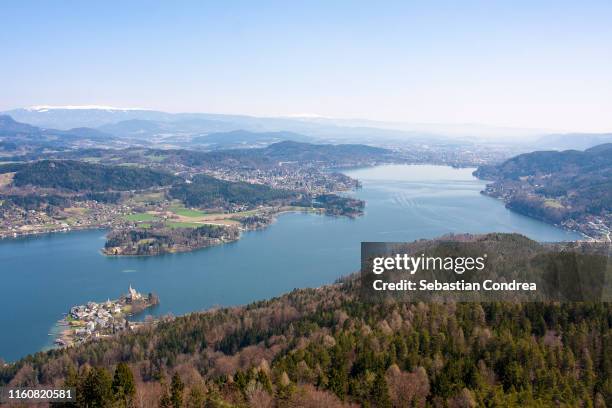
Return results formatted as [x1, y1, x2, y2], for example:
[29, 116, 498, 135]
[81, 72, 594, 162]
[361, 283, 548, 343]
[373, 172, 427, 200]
[0, 165, 581, 362]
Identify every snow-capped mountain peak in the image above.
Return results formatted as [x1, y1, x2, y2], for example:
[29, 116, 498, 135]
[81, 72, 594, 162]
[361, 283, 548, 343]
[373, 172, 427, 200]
[26, 105, 145, 112]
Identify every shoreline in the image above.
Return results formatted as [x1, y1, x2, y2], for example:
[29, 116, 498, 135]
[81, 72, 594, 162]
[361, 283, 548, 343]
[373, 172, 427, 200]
[0, 164, 597, 362]
[0, 224, 109, 241]
[479, 191, 606, 242]
[0, 187, 597, 249]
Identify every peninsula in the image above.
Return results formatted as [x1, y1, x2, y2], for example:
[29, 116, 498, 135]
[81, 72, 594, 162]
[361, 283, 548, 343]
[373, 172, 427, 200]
[54, 286, 159, 348]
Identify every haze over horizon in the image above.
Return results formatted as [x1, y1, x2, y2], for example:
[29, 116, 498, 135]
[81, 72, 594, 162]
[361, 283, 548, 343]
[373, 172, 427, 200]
[3, 104, 554, 130]
[2, 1, 612, 133]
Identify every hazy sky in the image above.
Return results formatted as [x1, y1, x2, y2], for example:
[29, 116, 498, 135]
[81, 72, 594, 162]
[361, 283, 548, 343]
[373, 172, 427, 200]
[1, 1, 611, 132]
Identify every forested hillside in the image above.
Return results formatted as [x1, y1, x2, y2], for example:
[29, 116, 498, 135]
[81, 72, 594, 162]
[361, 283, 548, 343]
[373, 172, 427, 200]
[153, 141, 394, 170]
[169, 174, 296, 209]
[191, 130, 312, 148]
[261, 141, 392, 163]
[0, 160, 179, 192]
[475, 144, 612, 180]
[474, 144, 612, 238]
[2, 234, 610, 407]
[104, 224, 240, 256]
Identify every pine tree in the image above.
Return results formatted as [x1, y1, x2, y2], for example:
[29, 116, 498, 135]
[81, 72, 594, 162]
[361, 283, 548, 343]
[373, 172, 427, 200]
[371, 371, 391, 408]
[112, 362, 136, 407]
[79, 367, 113, 408]
[256, 370, 273, 394]
[186, 385, 205, 408]
[328, 345, 348, 400]
[50, 365, 79, 408]
[170, 373, 184, 408]
[159, 392, 172, 408]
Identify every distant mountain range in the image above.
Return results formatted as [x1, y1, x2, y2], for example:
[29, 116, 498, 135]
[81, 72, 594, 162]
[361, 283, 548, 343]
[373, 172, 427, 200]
[5, 107, 177, 129]
[97, 118, 239, 140]
[0, 114, 39, 134]
[0, 114, 316, 153]
[3, 106, 442, 145]
[3, 106, 612, 151]
[1, 106, 548, 139]
[0, 114, 117, 154]
[533, 133, 612, 151]
[191, 130, 313, 148]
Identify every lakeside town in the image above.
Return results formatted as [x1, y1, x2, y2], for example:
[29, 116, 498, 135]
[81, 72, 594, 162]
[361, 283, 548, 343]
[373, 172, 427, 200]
[0, 161, 361, 240]
[54, 286, 159, 348]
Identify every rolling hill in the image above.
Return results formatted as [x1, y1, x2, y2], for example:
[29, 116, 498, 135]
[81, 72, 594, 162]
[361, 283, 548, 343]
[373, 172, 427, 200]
[0, 114, 116, 154]
[0, 160, 179, 192]
[191, 130, 312, 148]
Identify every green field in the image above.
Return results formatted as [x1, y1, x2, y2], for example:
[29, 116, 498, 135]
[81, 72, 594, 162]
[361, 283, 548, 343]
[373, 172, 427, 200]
[543, 199, 565, 209]
[80, 157, 102, 163]
[169, 206, 207, 217]
[145, 154, 168, 162]
[124, 213, 158, 222]
[131, 192, 165, 204]
[165, 221, 202, 229]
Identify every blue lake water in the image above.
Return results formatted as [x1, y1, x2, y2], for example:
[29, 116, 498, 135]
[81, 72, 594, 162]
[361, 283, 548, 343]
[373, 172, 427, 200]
[0, 165, 581, 362]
